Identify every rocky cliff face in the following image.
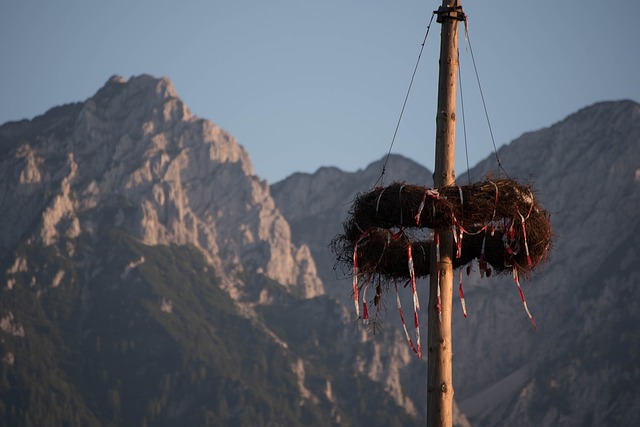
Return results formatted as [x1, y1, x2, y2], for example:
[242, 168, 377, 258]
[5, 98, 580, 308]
[0, 75, 322, 298]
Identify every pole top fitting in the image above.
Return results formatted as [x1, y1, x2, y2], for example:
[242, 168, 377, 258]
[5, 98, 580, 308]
[435, 5, 466, 23]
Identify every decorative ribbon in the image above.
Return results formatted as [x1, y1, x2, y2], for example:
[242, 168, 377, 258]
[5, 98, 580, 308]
[459, 268, 467, 318]
[362, 280, 370, 324]
[395, 280, 420, 357]
[408, 245, 421, 312]
[414, 188, 439, 225]
[513, 268, 537, 330]
[407, 244, 421, 358]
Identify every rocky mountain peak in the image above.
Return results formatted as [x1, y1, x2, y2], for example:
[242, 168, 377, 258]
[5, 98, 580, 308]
[90, 74, 188, 126]
[0, 74, 322, 298]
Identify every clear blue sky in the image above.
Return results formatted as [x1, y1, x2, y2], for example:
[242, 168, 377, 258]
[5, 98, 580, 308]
[2, 1, 639, 183]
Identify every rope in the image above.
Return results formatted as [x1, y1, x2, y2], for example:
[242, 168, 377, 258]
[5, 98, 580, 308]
[457, 49, 471, 185]
[374, 11, 436, 188]
[463, 21, 510, 179]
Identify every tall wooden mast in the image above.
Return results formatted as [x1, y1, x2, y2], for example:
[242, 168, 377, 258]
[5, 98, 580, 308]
[427, 1, 465, 426]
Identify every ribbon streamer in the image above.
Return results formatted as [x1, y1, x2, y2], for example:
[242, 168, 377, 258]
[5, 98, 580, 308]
[395, 281, 420, 357]
[407, 245, 422, 358]
[513, 268, 537, 330]
[414, 188, 439, 225]
[352, 243, 360, 318]
[362, 280, 370, 324]
[459, 268, 467, 318]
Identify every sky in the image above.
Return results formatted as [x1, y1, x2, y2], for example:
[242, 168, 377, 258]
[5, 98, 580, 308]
[2, 0, 639, 184]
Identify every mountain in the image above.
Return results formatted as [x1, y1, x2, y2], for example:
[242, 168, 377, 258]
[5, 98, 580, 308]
[0, 74, 321, 299]
[273, 100, 640, 426]
[2, 73, 637, 426]
[454, 100, 640, 426]
[0, 75, 427, 426]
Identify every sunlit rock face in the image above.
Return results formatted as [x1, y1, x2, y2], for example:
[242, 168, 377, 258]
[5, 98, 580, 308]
[0, 74, 322, 298]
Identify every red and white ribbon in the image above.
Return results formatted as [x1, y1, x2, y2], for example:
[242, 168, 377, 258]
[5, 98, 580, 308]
[361, 280, 370, 324]
[407, 245, 421, 312]
[459, 268, 467, 318]
[414, 188, 439, 225]
[352, 242, 360, 318]
[513, 268, 537, 330]
[394, 280, 420, 357]
[407, 244, 422, 358]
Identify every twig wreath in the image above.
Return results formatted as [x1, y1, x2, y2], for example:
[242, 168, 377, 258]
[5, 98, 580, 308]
[331, 179, 553, 357]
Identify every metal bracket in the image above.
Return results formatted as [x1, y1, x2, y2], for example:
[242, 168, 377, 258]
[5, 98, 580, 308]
[435, 5, 466, 23]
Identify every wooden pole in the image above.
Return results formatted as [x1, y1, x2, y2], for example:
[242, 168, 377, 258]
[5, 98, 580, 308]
[427, 2, 464, 426]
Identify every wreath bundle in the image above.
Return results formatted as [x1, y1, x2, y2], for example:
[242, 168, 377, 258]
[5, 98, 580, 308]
[331, 179, 553, 355]
[332, 179, 552, 280]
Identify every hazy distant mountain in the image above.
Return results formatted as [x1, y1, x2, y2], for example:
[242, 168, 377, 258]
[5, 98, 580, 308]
[273, 99, 640, 426]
